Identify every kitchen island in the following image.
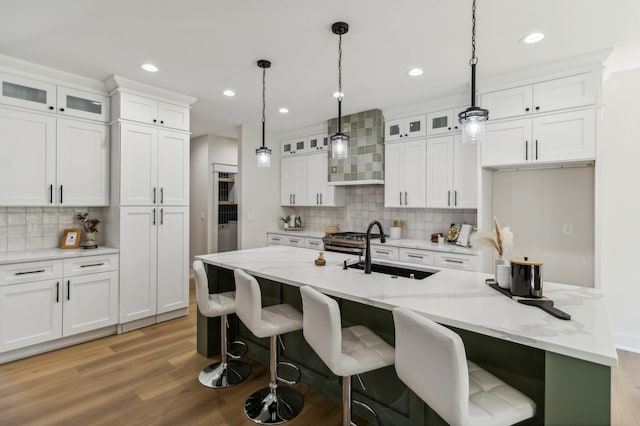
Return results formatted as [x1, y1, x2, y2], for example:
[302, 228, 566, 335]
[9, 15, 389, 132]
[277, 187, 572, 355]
[197, 245, 617, 425]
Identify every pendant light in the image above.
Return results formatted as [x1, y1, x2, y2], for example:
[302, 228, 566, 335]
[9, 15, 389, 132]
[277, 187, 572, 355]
[255, 59, 272, 167]
[458, 0, 489, 143]
[330, 22, 349, 159]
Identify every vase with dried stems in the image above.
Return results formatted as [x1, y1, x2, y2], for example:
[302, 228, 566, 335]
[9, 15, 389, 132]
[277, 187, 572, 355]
[469, 217, 514, 279]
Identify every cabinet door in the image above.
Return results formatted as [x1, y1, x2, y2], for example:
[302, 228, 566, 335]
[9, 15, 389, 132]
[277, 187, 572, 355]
[62, 271, 118, 336]
[56, 119, 109, 206]
[453, 135, 478, 208]
[533, 110, 595, 163]
[281, 156, 295, 205]
[119, 92, 158, 125]
[291, 155, 308, 205]
[0, 279, 63, 352]
[158, 102, 190, 131]
[403, 139, 427, 208]
[385, 118, 404, 142]
[426, 136, 454, 208]
[281, 139, 296, 157]
[384, 142, 404, 207]
[120, 122, 158, 205]
[404, 115, 427, 138]
[533, 73, 596, 113]
[157, 207, 189, 314]
[427, 109, 454, 136]
[157, 130, 189, 205]
[0, 73, 57, 112]
[482, 119, 532, 167]
[0, 108, 56, 205]
[119, 207, 158, 323]
[306, 154, 325, 206]
[57, 86, 110, 122]
[481, 86, 533, 120]
[308, 133, 329, 152]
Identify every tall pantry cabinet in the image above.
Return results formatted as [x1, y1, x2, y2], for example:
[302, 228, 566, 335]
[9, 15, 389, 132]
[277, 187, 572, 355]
[105, 77, 195, 332]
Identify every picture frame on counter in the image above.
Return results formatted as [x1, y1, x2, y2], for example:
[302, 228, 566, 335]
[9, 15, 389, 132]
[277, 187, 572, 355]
[60, 228, 81, 249]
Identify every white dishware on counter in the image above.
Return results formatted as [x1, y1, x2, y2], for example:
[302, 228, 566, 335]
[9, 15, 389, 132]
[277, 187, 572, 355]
[496, 264, 511, 290]
[389, 226, 401, 239]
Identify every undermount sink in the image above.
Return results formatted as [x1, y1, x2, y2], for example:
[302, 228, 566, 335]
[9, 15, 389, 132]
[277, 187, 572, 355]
[347, 262, 436, 280]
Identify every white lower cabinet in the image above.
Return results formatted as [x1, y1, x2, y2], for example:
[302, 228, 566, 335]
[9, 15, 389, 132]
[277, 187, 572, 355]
[434, 252, 477, 271]
[370, 245, 399, 261]
[304, 237, 324, 250]
[0, 254, 119, 354]
[399, 248, 435, 266]
[119, 206, 188, 324]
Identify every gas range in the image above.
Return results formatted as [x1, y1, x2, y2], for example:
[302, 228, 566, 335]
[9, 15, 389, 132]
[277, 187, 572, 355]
[322, 232, 381, 254]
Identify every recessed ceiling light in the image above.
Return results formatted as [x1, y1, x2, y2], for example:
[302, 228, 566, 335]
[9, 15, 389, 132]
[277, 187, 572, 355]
[278, 107, 289, 114]
[408, 67, 424, 76]
[222, 89, 235, 97]
[141, 63, 158, 72]
[522, 32, 545, 44]
[332, 91, 344, 98]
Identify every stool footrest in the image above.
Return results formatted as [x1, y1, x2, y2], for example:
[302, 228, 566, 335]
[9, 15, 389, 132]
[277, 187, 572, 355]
[353, 400, 380, 426]
[276, 361, 302, 385]
[227, 339, 249, 359]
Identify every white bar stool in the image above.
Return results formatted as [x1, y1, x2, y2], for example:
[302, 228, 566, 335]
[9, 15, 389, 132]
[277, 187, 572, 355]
[300, 285, 395, 426]
[392, 307, 536, 426]
[193, 260, 251, 388]
[233, 269, 304, 424]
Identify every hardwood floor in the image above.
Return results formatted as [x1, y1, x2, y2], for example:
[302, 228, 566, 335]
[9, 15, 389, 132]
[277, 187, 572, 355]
[0, 279, 638, 425]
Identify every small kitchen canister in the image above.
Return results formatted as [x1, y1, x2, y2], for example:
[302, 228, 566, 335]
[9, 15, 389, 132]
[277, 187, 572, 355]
[510, 257, 543, 298]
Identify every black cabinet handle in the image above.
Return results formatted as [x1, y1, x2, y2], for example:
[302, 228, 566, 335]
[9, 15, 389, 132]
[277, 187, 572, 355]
[525, 107, 530, 112]
[80, 263, 105, 268]
[59, 185, 63, 204]
[67, 280, 70, 301]
[535, 140, 539, 160]
[49, 106, 54, 110]
[15, 269, 45, 276]
[60, 107, 65, 112]
[399, 192, 402, 206]
[49, 184, 53, 204]
[535, 106, 540, 111]
[160, 120, 164, 124]
[153, 187, 157, 204]
[56, 282, 60, 303]
[405, 191, 408, 205]
[454, 190, 458, 206]
[160, 208, 164, 225]
[448, 127, 451, 130]
[153, 119, 157, 123]
[160, 187, 164, 204]
[400, 134, 403, 138]
[447, 190, 451, 206]
[445, 259, 464, 264]
[153, 208, 156, 225]
[526, 141, 529, 161]
[407, 254, 424, 259]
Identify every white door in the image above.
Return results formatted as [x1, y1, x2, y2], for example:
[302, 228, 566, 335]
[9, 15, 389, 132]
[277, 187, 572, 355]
[482, 119, 532, 167]
[119, 207, 158, 323]
[453, 135, 478, 208]
[157, 102, 190, 131]
[0, 108, 56, 205]
[57, 119, 109, 206]
[384, 142, 404, 207]
[481, 86, 533, 120]
[306, 154, 325, 206]
[119, 92, 158, 125]
[291, 156, 308, 206]
[120, 122, 158, 205]
[426, 136, 454, 208]
[57, 86, 110, 122]
[0, 73, 57, 112]
[533, 73, 596, 113]
[0, 279, 63, 351]
[157, 130, 189, 205]
[62, 271, 118, 336]
[385, 118, 404, 142]
[533, 110, 595, 163]
[281, 156, 295, 205]
[403, 139, 427, 208]
[427, 109, 454, 136]
[157, 207, 189, 314]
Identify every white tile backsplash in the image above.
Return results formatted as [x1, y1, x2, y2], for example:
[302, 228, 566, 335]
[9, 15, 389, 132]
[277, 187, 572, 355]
[0, 207, 106, 252]
[288, 185, 477, 240]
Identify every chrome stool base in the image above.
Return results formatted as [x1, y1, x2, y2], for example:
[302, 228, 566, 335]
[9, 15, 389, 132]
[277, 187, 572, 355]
[198, 360, 251, 388]
[244, 386, 304, 425]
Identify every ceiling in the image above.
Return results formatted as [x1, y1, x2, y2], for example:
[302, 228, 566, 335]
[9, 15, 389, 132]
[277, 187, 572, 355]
[1, 0, 639, 139]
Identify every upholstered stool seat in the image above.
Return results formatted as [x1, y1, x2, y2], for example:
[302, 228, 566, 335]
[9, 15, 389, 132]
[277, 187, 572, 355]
[234, 269, 304, 425]
[300, 286, 395, 426]
[393, 307, 536, 426]
[193, 260, 251, 388]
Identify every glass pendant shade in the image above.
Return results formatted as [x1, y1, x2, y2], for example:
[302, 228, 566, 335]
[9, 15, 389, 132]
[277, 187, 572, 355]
[458, 106, 489, 143]
[330, 132, 349, 159]
[256, 146, 272, 167]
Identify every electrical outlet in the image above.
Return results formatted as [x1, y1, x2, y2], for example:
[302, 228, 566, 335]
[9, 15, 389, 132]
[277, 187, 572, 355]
[563, 223, 574, 235]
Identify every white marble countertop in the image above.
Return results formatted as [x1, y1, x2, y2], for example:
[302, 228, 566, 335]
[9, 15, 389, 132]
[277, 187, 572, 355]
[197, 245, 617, 367]
[266, 230, 478, 255]
[0, 247, 119, 265]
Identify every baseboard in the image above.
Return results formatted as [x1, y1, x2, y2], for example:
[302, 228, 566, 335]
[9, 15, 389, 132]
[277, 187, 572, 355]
[118, 308, 189, 333]
[614, 332, 640, 354]
[0, 326, 117, 364]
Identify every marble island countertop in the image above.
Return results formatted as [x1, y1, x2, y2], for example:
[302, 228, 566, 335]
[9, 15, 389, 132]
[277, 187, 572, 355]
[0, 246, 119, 265]
[198, 245, 617, 367]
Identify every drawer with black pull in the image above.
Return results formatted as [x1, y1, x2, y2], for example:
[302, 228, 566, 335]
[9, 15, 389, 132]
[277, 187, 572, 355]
[0, 260, 63, 286]
[63, 254, 119, 277]
[434, 252, 477, 271]
[399, 248, 435, 266]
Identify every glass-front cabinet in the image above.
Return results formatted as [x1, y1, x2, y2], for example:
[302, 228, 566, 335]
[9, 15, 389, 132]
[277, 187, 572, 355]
[57, 86, 110, 122]
[385, 114, 426, 141]
[1, 73, 57, 112]
[281, 137, 308, 156]
[308, 133, 328, 151]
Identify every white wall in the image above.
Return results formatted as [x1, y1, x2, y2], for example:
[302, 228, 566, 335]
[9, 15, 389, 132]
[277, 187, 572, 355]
[599, 67, 640, 352]
[238, 125, 283, 249]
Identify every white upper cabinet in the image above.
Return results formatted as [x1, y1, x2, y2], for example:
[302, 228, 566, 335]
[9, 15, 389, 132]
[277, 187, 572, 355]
[280, 155, 309, 206]
[385, 115, 426, 141]
[56, 119, 110, 206]
[0, 108, 56, 206]
[117, 92, 190, 131]
[384, 139, 427, 208]
[1, 73, 57, 113]
[308, 133, 329, 152]
[481, 72, 596, 120]
[426, 135, 477, 209]
[306, 153, 345, 207]
[157, 130, 189, 205]
[1, 73, 109, 122]
[281, 137, 308, 156]
[482, 109, 595, 167]
[426, 107, 466, 136]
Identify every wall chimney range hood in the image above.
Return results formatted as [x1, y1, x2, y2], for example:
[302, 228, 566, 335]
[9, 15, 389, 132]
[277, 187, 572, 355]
[327, 108, 384, 185]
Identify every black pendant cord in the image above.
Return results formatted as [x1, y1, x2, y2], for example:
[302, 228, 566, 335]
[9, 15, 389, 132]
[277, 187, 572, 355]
[337, 32, 343, 133]
[469, 0, 478, 108]
[262, 65, 266, 148]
